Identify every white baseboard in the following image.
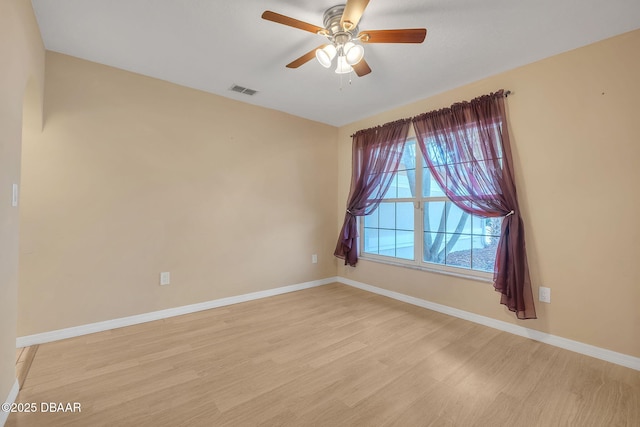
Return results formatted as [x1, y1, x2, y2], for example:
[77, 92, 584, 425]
[336, 276, 640, 371]
[16, 277, 338, 348]
[1, 379, 19, 426]
[15, 275, 639, 372]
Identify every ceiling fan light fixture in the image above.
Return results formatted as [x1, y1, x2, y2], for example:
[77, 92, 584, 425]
[344, 42, 364, 65]
[316, 44, 337, 68]
[262, 2, 427, 79]
[335, 55, 353, 74]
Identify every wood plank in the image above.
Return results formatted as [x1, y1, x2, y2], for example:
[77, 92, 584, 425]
[16, 345, 38, 389]
[7, 283, 640, 426]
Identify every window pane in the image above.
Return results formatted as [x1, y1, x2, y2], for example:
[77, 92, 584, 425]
[378, 203, 395, 229]
[396, 202, 414, 231]
[379, 229, 395, 257]
[402, 139, 417, 170]
[397, 169, 415, 198]
[445, 233, 472, 269]
[424, 201, 446, 233]
[471, 234, 497, 272]
[471, 215, 501, 248]
[470, 235, 485, 252]
[364, 202, 413, 260]
[423, 232, 446, 264]
[445, 203, 471, 234]
[396, 231, 414, 260]
[470, 214, 499, 271]
[471, 124, 503, 161]
[424, 140, 447, 167]
[469, 160, 503, 196]
[422, 167, 446, 198]
[471, 214, 486, 236]
[485, 217, 502, 237]
[370, 171, 395, 200]
[363, 228, 378, 254]
[364, 209, 378, 228]
[383, 174, 398, 199]
[383, 139, 418, 199]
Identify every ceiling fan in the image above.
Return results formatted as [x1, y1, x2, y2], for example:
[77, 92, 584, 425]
[262, 0, 427, 77]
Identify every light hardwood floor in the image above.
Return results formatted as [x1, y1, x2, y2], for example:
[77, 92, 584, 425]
[7, 283, 640, 426]
[15, 345, 38, 390]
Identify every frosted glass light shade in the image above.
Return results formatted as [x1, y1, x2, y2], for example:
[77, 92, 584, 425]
[316, 44, 337, 68]
[344, 42, 364, 65]
[335, 55, 353, 74]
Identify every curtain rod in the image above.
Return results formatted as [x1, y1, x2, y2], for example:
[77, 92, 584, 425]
[353, 89, 512, 137]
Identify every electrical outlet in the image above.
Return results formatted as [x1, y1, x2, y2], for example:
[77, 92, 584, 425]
[312, 254, 318, 264]
[539, 286, 551, 303]
[160, 272, 170, 286]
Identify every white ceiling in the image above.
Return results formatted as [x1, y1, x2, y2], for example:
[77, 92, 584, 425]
[32, 0, 640, 127]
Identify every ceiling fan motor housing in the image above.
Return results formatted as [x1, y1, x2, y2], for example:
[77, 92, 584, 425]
[322, 5, 359, 41]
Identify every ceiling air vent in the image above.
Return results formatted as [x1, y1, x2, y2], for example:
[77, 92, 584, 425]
[230, 84, 258, 96]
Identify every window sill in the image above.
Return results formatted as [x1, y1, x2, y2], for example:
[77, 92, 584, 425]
[357, 255, 494, 284]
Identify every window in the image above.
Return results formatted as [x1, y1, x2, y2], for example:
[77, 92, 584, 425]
[360, 137, 501, 278]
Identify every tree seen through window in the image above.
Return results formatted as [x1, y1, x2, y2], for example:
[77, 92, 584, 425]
[362, 138, 501, 273]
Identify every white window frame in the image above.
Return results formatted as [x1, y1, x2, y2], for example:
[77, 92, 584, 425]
[358, 132, 496, 283]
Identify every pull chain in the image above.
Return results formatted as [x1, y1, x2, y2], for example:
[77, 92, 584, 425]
[339, 69, 354, 91]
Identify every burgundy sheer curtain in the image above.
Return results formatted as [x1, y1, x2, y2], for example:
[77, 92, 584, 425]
[334, 119, 411, 266]
[412, 90, 536, 319]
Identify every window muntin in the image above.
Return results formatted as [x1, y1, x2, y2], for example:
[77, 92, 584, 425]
[360, 135, 501, 277]
[422, 201, 501, 272]
[363, 201, 414, 260]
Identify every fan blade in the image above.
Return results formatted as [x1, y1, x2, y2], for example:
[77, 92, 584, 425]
[262, 11, 325, 34]
[340, 0, 370, 31]
[286, 45, 327, 69]
[359, 28, 427, 43]
[352, 59, 372, 77]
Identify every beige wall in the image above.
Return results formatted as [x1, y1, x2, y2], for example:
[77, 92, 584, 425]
[0, 0, 44, 405]
[337, 30, 640, 357]
[19, 52, 337, 335]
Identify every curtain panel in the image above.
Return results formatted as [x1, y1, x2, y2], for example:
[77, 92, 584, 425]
[412, 90, 536, 319]
[334, 119, 411, 266]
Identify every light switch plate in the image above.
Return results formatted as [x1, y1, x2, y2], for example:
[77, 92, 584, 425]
[12, 184, 18, 207]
